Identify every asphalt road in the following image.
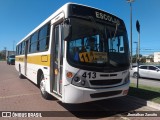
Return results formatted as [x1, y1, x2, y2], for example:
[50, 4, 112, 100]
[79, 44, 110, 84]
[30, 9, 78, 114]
[0, 61, 159, 120]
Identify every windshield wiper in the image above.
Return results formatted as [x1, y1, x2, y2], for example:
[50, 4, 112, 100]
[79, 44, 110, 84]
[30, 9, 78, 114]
[108, 23, 119, 41]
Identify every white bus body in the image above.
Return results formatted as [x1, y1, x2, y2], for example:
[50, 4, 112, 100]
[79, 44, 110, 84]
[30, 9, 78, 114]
[15, 3, 130, 103]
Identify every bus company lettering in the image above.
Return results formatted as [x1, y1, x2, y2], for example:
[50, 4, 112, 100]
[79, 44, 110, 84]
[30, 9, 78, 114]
[95, 11, 120, 25]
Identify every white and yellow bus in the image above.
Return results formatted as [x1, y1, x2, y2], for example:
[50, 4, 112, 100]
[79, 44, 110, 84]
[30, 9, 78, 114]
[15, 3, 130, 103]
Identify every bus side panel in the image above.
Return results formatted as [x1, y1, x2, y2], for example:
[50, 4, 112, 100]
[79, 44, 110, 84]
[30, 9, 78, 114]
[26, 54, 50, 85]
[15, 55, 25, 75]
[26, 63, 37, 84]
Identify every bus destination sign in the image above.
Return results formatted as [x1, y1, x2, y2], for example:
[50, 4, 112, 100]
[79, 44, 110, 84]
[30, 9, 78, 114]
[70, 4, 122, 26]
[95, 11, 120, 25]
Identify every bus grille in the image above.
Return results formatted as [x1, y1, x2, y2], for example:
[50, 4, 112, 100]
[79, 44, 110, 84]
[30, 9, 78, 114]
[90, 90, 122, 98]
[89, 79, 122, 86]
[100, 74, 117, 77]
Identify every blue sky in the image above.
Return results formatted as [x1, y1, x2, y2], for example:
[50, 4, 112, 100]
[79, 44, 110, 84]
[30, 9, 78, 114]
[0, 0, 160, 55]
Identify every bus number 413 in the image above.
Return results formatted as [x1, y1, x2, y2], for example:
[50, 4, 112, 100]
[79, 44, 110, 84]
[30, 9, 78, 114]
[82, 72, 96, 79]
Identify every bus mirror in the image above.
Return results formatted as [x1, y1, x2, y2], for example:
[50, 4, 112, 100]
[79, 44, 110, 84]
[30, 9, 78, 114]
[63, 20, 72, 40]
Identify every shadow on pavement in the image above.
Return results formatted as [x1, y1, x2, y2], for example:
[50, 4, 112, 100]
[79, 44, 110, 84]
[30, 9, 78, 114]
[129, 86, 160, 102]
[57, 96, 146, 119]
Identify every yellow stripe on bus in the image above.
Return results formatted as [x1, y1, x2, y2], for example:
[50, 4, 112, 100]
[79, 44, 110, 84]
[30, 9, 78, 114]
[16, 55, 50, 66]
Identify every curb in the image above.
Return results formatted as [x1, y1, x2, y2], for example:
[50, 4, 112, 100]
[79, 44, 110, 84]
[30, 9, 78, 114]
[146, 101, 160, 111]
[128, 95, 160, 110]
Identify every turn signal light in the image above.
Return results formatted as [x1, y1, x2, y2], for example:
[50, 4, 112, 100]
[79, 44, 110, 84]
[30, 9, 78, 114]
[66, 72, 73, 78]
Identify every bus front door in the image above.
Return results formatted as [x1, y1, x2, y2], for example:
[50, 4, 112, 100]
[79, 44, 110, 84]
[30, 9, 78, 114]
[53, 24, 63, 95]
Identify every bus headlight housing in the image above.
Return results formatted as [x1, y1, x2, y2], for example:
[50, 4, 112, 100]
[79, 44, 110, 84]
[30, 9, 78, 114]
[71, 76, 89, 88]
[73, 76, 80, 83]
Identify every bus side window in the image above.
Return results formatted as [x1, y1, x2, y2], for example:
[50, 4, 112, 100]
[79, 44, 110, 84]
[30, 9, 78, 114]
[38, 24, 50, 52]
[30, 32, 38, 53]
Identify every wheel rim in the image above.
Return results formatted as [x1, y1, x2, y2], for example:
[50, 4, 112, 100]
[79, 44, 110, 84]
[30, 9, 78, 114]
[134, 73, 138, 78]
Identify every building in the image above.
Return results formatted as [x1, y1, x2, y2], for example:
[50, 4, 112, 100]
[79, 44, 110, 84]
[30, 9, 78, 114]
[154, 52, 160, 62]
[146, 54, 154, 63]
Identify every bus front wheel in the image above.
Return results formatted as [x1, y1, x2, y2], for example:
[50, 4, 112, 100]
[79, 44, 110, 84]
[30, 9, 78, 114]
[39, 73, 51, 100]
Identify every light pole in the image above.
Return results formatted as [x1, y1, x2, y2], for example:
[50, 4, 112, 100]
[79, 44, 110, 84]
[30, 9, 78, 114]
[136, 20, 140, 89]
[126, 0, 135, 68]
[134, 42, 138, 63]
[13, 40, 15, 51]
[136, 20, 140, 61]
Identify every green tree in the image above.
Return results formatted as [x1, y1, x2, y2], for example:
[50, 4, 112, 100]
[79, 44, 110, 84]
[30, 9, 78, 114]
[132, 54, 143, 63]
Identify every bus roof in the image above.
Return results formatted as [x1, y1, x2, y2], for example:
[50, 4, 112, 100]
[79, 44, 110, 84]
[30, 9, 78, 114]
[17, 2, 124, 45]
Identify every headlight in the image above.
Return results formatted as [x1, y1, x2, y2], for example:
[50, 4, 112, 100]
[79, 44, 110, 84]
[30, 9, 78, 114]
[73, 77, 81, 83]
[71, 75, 89, 88]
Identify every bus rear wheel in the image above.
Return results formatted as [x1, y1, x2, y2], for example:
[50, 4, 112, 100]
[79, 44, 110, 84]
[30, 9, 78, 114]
[39, 73, 51, 100]
[19, 65, 24, 79]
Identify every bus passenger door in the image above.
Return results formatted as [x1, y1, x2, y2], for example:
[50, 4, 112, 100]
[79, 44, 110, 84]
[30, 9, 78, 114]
[24, 40, 29, 76]
[53, 24, 63, 95]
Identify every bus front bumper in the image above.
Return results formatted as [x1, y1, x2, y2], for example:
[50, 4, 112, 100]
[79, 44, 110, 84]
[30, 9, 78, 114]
[63, 81, 130, 103]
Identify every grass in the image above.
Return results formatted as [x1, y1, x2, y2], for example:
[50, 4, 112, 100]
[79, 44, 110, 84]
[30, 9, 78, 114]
[128, 83, 160, 104]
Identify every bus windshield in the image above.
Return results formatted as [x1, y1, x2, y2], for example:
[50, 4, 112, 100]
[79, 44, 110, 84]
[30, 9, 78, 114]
[67, 18, 129, 70]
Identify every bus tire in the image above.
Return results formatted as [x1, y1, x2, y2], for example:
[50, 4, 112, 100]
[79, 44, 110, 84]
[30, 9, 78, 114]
[19, 65, 24, 79]
[39, 73, 51, 100]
